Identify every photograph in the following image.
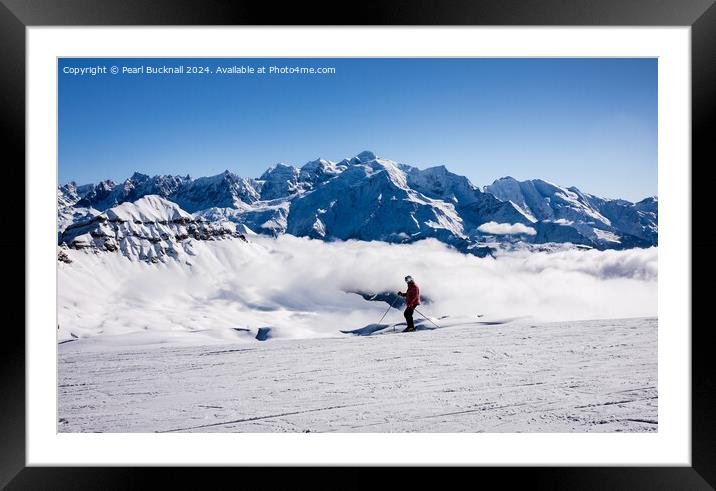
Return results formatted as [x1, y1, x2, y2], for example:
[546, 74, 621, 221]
[56, 57, 658, 434]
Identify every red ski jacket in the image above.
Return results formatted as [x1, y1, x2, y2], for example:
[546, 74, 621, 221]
[405, 282, 420, 308]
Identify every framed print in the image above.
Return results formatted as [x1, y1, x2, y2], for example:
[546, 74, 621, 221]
[3, 0, 715, 487]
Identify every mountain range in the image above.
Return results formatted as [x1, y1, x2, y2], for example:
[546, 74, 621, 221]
[58, 150, 657, 261]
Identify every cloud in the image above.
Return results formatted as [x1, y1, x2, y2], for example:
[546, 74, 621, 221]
[58, 236, 657, 345]
[546, 218, 574, 226]
[478, 221, 537, 236]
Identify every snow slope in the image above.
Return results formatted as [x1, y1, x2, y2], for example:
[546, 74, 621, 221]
[58, 316, 657, 433]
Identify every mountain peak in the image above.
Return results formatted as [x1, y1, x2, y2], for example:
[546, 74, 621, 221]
[260, 163, 299, 180]
[301, 158, 330, 169]
[104, 195, 191, 223]
[130, 172, 150, 181]
[422, 164, 449, 174]
[60, 194, 246, 262]
[356, 150, 377, 163]
[271, 162, 296, 172]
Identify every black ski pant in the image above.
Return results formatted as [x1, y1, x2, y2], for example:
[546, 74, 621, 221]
[404, 306, 415, 330]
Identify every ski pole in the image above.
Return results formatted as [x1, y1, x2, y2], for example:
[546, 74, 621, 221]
[414, 308, 441, 329]
[376, 296, 399, 328]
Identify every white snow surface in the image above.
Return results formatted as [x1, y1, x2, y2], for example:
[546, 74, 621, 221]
[57, 235, 658, 433]
[104, 194, 192, 222]
[58, 316, 657, 432]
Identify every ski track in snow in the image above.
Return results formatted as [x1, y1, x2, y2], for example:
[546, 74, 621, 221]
[58, 317, 657, 433]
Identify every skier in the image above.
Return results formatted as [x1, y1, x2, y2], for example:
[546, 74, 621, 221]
[398, 275, 420, 332]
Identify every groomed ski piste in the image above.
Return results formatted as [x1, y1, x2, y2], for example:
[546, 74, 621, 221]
[58, 234, 658, 433]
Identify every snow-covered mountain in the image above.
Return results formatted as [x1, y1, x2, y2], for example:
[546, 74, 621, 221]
[58, 182, 100, 239]
[256, 163, 309, 200]
[58, 151, 657, 260]
[484, 177, 657, 247]
[59, 195, 247, 262]
[74, 171, 258, 213]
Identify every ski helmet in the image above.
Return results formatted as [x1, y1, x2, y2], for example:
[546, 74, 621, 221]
[405, 275, 414, 283]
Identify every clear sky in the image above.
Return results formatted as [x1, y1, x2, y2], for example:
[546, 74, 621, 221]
[58, 58, 657, 201]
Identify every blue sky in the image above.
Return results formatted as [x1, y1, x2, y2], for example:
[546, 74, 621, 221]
[59, 58, 656, 201]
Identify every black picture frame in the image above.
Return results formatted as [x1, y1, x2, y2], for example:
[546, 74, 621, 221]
[2, 0, 713, 487]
